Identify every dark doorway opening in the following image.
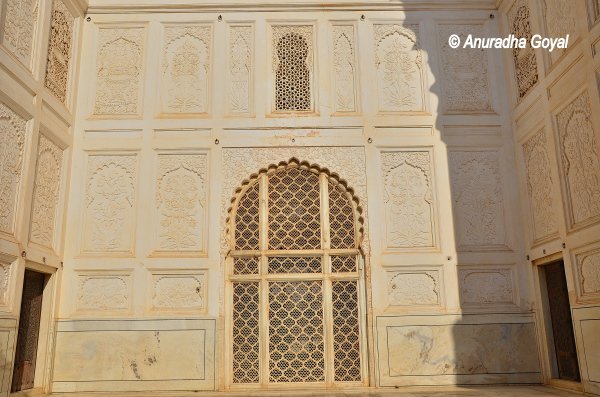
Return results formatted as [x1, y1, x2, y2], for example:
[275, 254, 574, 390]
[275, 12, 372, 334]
[541, 260, 581, 382]
[11, 269, 47, 392]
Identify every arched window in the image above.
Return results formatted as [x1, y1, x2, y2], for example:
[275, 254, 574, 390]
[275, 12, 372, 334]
[275, 32, 311, 111]
[229, 163, 364, 386]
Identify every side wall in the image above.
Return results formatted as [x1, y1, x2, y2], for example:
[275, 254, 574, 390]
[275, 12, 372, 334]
[499, 0, 600, 394]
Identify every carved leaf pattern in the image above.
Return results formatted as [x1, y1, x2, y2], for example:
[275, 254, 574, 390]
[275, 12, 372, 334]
[162, 25, 211, 114]
[229, 26, 252, 114]
[30, 135, 63, 248]
[556, 91, 600, 226]
[0, 102, 27, 235]
[449, 151, 506, 248]
[522, 129, 558, 241]
[374, 24, 423, 112]
[381, 151, 434, 248]
[84, 155, 137, 252]
[44, 0, 74, 103]
[332, 25, 357, 113]
[388, 272, 439, 306]
[1, 0, 39, 67]
[94, 28, 145, 115]
[156, 154, 207, 251]
[153, 275, 204, 309]
[459, 270, 513, 305]
[78, 276, 129, 310]
[577, 250, 600, 295]
[542, 0, 577, 63]
[508, 0, 538, 99]
[0, 262, 11, 306]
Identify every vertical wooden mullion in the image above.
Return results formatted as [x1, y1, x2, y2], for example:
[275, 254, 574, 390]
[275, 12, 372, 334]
[259, 174, 269, 385]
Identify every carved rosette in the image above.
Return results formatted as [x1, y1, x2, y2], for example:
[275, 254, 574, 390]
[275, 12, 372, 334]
[228, 25, 253, 114]
[45, 0, 74, 103]
[30, 135, 63, 249]
[332, 25, 358, 113]
[508, 0, 538, 100]
[1, 0, 39, 67]
[0, 102, 27, 235]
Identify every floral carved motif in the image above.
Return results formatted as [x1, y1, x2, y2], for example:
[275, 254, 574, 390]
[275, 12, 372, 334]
[388, 271, 439, 306]
[556, 91, 600, 227]
[449, 151, 506, 248]
[459, 269, 514, 305]
[0, 262, 11, 306]
[542, 0, 577, 63]
[94, 27, 145, 116]
[83, 155, 137, 253]
[438, 24, 491, 112]
[156, 154, 207, 252]
[374, 24, 423, 112]
[576, 249, 600, 296]
[381, 151, 434, 248]
[522, 129, 558, 242]
[332, 25, 357, 113]
[30, 135, 63, 248]
[229, 25, 252, 114]
[508, 0, 538, 99]
[44, 0, 74, 103]
[0, 102, 26, 235]
[77, 275, 129, 311]
[152, 274, 205, 309]
[1, 0, 39, 67]
[162, 25, 211, 114]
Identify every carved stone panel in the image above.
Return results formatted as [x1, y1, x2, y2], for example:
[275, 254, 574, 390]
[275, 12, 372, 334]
[542, 0, 578, 64]
[437, 23, 492, 113]
[155, 153, 207, 254]
[161, 24, 212, 114]
[228, 25, 253, 115]
[387, 270, 440, 306]
[575, 248, 600, 299]
[82, 154, 137, 254]
[1, 0, 39, 67]
[556, 91, 600, 228]
[93, 27, 146, 116]
[151, 272, 206, 311]
[459, 267, 515, 307]
[449, 150, 507, 250]
[77, 273, 131, 312]
[508, 0, 538, 100]
[44, 0, 74, 103]
[381, 150, 435, 249]
[0, 102, 27, 235]
[30, 135, 63, 249]
[0, 262, 11, 307]
[332, 24, 358, 113]
[374, 24, 424, 112]
[522, 129, 558, 242]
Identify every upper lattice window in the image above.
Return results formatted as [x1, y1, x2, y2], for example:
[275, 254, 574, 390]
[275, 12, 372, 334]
[272, 26, 313, 112]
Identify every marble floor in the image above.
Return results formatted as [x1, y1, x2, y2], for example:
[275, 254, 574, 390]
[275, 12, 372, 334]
[36, 386, 588, 397]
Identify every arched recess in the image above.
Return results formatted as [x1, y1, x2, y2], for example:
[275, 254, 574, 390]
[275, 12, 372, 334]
[224, 159, 368, 388]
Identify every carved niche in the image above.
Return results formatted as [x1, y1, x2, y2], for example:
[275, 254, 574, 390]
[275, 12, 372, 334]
[459, 268, 514, 306]
[83, 155, 137, 254]
[374, 24, 424, 112]
[437, 24, 492, 113]
[162, 25, 211, 114]
[332, 25, 358, 113]
[449, 150, 507, 249]
[542, 0, 577, 63]
[1, 0, 39, 67]
[272, 25, 314, 112]
[522, 129, 558, 242]
[0, 262, 11, 307]
[30, 135, 63, 249]
[576, 249, 600, 297]
[556, 91, 600, 227]
[152, 273, 205, 310]
[44, 0, 74, 103]
[93, 27, 145, 116]
[77, 274, 130, 311]
[387, 271, 440, 306]
[228, 25, 253, 114]
[381, 151, 435, 249]
[508, 0, 538, 100]
[155, 153, 207, 254]
[0, 102, 26, 235]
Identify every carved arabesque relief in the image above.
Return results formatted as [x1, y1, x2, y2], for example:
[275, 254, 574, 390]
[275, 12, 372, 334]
[94, 27, 145, 116]
[381, 151, 434, 249]
[152, 274, 205, 310]
[332, 25, 357, 113]
[83, 155, 137, 253]
[162, 25, 211, 114]
[508, 0, 538, 100]
[0, 262, 11, 306]
[155, 153, 207, 253]
[229, 25, 252, 114]
[556, 91, 600, 227]
[542, 0, 577, 63]
[0, 102, 27, 235]
[374, 24, 423, 112]
[449, 150, 506, 249]
[272, 25, 313, 112]
[30, 135, 63, 249]
[45, 0, 74, 103]
[77, 275, 130, 311]
[438, 24, 491, 112]
[459, 269, 514, 306]
[1, 0, 39, 67]
[576, 249, 600, 296]
[522, 129, 558, 242]
[387, 271, 440, 306]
